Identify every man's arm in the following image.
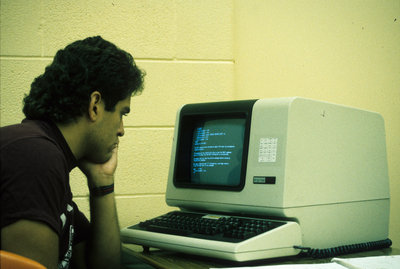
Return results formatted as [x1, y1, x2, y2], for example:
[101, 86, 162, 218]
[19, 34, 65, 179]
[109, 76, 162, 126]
[78, 148, 121, 269]
[1, 220, 59, 269]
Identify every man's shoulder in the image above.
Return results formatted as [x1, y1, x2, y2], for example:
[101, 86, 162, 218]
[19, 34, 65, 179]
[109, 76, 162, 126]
[1, 120, 56, 149]
[0, 120, 64, 167]
[1, 121, 69, 186]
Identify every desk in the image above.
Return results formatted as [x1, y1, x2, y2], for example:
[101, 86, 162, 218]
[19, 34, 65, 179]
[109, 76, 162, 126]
[122, 244, 399, 269]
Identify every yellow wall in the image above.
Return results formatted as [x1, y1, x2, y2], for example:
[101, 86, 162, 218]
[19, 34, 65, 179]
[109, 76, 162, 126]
[1, 0, 398, 249]
[234, 0, 400, 248]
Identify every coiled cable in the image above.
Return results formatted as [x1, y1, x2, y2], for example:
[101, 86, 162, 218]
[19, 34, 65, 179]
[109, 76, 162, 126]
[294, 238, 392, 258]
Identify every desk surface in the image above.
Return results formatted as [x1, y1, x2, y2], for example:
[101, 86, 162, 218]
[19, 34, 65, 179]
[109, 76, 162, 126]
[123, 244, 399, 269]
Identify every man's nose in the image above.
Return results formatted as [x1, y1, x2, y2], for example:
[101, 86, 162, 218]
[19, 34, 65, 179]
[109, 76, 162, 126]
[118, 120, 125, 137]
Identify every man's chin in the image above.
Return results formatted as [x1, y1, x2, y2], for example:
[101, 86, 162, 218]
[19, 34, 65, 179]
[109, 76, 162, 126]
[89, 153, 113, 164]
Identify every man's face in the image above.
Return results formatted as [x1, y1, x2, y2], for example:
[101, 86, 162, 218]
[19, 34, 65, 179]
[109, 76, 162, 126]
[86, 95, 131, 163]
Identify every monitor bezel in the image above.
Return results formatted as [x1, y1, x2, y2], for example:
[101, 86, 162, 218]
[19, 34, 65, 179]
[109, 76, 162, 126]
[173, 100, 257, 191]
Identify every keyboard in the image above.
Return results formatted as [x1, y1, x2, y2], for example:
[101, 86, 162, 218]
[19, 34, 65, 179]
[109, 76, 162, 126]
[121, 211, 302, 261]
[134, 211, 285, 243]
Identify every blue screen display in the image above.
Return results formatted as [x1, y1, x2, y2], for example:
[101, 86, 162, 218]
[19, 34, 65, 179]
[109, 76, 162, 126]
[190, 119, 246, 186]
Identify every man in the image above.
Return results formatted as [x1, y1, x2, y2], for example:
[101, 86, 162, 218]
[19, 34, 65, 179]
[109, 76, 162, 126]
[1, 36, 145, 269]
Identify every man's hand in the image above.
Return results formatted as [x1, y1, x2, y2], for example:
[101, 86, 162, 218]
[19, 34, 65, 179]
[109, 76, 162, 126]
[78, 148, 118, 188]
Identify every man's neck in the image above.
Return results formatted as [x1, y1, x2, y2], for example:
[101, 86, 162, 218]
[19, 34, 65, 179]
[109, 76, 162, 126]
[56, 119, 88, 161]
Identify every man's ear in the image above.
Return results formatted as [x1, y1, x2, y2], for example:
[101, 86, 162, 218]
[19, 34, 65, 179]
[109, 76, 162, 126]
[88, 91, 103, 121]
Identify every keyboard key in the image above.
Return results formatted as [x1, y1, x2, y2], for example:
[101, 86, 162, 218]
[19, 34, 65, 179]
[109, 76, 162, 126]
[146, 224, 190, 236]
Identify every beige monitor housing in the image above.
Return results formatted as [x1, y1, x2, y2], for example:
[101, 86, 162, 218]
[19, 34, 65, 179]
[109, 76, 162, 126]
[166, 97, 390, 249]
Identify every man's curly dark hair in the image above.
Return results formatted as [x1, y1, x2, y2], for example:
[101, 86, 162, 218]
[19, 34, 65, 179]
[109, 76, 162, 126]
[23, 36, 145, 123]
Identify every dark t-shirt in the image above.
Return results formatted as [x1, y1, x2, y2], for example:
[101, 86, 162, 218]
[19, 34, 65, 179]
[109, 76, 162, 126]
[0, 120, 89, 268]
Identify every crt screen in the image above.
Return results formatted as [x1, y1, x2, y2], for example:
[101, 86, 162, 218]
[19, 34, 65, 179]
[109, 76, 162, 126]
[190, 118, 246, 186]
